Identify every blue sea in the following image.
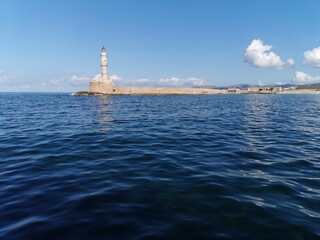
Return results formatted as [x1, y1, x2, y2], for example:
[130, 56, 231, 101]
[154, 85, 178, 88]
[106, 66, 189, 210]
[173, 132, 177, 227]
[0, 93, 320, 240]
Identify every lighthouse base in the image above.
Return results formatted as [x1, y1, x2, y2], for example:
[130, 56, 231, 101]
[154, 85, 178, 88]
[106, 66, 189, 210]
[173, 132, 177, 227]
[90, 81, 115, 94]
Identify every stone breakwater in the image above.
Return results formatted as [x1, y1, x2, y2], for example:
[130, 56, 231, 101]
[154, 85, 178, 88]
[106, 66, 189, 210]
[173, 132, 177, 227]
[73, 81, 320, 96]
[74, 81, 226, 95]
[280, 89, 320, 94]
[74, 88, 226, 96]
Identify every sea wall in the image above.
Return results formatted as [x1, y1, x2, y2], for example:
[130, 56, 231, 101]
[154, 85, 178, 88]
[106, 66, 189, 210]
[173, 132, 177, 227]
[112, 87, 226, 95]
[90, 81, 226, 95]
[89, 81, 320, 95]
[281, 89, 320, 94]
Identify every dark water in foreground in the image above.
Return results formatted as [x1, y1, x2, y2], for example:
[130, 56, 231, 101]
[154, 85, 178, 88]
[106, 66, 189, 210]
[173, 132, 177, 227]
[0, 93, 320, 240]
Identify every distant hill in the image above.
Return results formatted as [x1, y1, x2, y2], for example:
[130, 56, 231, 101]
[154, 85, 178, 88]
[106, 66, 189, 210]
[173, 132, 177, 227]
[217, 84, 251, 90]
[193, 85, 216, 89]
[271, 84, 296, 89]
[296, 83, 320, 90]
[193, 82, 320, 90]
[218, 83, 296, 90]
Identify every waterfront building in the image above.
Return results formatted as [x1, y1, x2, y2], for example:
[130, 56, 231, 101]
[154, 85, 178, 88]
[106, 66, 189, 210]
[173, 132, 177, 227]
[227, 88, 241, 93]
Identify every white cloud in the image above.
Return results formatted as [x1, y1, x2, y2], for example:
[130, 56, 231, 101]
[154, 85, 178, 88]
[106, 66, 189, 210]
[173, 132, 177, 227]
[274, 81, 284, 86]
[303, 47, 320, 68]
[38, 74, 92, 91]
[20, 85, 31, 90]
[76, 73, 206, 88]
[113, 76, 207, 88]
[0, 71, 95, 92]
[70, 75, 91, 81]
[287, 58, 295, 67]
[244, 39, 294, 69]
[110, 74, 122, 81]
[0, 70, 16, 85]
[38, 75, 91, 87]
[0, 72, 206, 92]
[69, 75, 91, 86]
[0, 68, 215, 91]
[294, 71, 320, 84]
[49, 78, 62, 86]
[158, 77, 205, 87]
[258, 80, 264, 86]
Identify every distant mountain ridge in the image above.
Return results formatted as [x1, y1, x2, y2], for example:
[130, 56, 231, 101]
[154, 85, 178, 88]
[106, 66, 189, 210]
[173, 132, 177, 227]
[296, 83, 320, 90]
[194, 82, 320, 90]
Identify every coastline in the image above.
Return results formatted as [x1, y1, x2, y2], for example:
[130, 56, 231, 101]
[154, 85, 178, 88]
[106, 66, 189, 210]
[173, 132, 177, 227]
[74, 88, 320, 96]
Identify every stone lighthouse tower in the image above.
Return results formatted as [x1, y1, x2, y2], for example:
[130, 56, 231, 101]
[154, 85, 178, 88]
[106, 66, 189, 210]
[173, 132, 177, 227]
[90, 46, 115, 93]
[100, 46, 108, 81]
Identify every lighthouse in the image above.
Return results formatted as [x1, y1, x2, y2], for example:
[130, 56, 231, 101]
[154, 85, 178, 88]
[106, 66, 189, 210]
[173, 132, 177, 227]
[96, 46, 114, 86]
[100, 46, 108, 81]
[90, 46, 115, 93]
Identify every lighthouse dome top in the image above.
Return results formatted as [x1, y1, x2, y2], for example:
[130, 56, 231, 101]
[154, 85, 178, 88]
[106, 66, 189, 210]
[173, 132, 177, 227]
[101, 46, 106, 53]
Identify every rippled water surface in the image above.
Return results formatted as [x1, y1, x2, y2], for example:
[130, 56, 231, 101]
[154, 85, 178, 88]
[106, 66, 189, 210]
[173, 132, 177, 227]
[1, 93, 320, 239]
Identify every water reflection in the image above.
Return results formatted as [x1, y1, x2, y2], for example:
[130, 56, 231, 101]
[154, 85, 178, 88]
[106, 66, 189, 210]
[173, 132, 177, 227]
[238, 95, 277, 159]
[243, 94, 275, 129]
[95, 96, 113, 131]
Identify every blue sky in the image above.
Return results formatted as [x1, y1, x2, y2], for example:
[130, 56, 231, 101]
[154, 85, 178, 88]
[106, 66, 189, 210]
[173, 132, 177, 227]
[1, 0, 320, 92]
